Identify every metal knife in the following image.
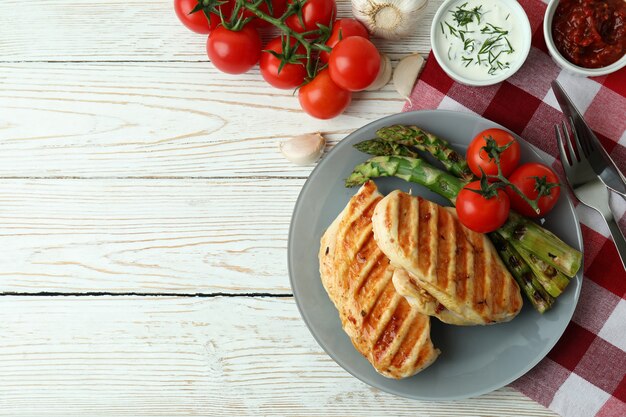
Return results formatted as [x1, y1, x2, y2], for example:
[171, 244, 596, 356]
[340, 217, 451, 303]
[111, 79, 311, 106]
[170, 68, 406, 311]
[552, 80, 626, 198]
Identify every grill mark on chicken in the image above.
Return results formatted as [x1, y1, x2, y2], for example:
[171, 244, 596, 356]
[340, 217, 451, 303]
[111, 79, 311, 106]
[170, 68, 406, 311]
[496, 263, 509, 313]
[481, 241, 493, 315]
[413, 340, 433, 370]
[436, 206, 452, 291]
[469, 231, 486, 314]
[390, 308, 425, 368]
[355, 251, 391, 318]
[454, 217, 469, 300]
[489, 251, 503, 313]
[397, 192, 414, 261]
[362, 279, 396, 339]
[351, 233, 382, 293]
[417, 198, 434, 275]
[410, 194, 419, 266]
[396, 193, 408, 256]
[373, 295, 410, 363]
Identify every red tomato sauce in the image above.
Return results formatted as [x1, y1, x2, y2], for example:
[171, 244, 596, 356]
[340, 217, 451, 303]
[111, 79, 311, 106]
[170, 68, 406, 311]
[552, 0, 626, 68]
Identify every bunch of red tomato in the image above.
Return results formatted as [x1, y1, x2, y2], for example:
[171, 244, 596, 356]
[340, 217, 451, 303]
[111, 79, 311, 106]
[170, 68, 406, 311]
[456, 129, 562, 233]
[174, 0, 381, 119]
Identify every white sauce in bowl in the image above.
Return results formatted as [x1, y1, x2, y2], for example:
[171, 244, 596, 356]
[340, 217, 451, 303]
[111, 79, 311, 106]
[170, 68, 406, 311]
[435, 0, 526, 82]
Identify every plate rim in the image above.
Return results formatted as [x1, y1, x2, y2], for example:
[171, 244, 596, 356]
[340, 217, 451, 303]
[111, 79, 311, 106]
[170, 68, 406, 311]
[288, 109, 583, 401]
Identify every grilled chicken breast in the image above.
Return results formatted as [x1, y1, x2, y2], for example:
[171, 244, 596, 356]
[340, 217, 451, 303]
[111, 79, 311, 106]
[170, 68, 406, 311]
[372, 190, 522, 325]
[319, 181, 439, 379]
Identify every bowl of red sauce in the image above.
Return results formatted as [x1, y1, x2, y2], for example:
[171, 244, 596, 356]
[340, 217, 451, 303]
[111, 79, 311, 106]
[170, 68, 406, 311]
[543, 0, 626, 77]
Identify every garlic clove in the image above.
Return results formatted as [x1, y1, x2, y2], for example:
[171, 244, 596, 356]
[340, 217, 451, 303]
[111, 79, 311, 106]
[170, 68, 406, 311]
[279, 133, 326, 165]
[352, 0, 429, 40]
[393, 53, 425, 102]
[365, 53, 392, 91]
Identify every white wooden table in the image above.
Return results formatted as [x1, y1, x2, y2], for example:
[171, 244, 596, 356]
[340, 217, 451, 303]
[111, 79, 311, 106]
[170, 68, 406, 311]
[0, 1, 559, 415]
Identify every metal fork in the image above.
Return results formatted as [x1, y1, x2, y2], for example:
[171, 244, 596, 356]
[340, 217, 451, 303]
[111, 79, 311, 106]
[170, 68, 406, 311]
[555, 119, 626, 269]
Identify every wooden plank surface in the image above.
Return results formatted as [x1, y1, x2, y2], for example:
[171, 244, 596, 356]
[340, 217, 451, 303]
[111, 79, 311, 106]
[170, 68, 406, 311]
[0, 62, 403, 178]
[0, 178, 302, 294]
[0, 0, 440, 61]
[0, 296, 558, 417]
[0, 0, 558, 415]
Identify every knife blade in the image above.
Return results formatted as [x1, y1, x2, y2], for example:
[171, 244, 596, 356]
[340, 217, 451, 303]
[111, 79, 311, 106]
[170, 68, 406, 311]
[551, 80, 626, 198]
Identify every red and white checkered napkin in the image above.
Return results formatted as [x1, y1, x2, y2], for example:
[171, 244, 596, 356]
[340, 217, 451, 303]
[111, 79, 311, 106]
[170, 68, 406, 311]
[403, 0, 626, 415]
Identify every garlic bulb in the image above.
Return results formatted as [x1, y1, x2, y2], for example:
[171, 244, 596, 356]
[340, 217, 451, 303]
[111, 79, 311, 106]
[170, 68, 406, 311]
[279, 133, 326, 165]
[352, 0, 429, 40]
[365, 53, 392, 91]
[393, 53, 425, 102]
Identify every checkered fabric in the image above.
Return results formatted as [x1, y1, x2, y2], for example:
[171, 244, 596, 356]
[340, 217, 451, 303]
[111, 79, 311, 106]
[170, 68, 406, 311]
[402, 0, 626, 415]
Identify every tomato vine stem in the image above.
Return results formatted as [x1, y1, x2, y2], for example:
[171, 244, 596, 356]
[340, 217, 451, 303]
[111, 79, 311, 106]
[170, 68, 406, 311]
[232, 0, 332, 79]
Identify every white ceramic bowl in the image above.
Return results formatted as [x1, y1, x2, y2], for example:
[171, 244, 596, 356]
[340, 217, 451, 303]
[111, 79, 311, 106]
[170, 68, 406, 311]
[543, 0, 626, 77]
[430, 0, 532, 86]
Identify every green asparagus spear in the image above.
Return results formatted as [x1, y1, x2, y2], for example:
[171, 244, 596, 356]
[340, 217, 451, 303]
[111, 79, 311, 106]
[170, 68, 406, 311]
[498, 212, 582, 278]
[346, 155, 582, 279]
[345, 155, 466, 201]
[509, 241, 571, 297]
[376, 125, 474, 181]
[354, 138, 421, 158]
[490, 233, 555, 313]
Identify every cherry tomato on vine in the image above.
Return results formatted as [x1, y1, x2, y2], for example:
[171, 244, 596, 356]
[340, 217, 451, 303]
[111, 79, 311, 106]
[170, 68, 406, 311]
[319, 18, 369, 63]
[206, 26, 262, 74]
[174, 0, 233, 33]
[328, 37, 380, 91]
[298, 69, 351, 119]
[286, 0, 337, 34]
[467, 128, 521, 178]
[456, 180, 510, 233]
[243, 0, 288, 28]
[505, 163, 561, 218]
[260, 37, 307, 89]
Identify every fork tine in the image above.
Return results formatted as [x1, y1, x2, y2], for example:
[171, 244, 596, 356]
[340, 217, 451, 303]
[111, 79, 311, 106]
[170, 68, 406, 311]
[568, 117, 587, 159]
[561, 120, 578, 162]
[555, 124, 571, 167]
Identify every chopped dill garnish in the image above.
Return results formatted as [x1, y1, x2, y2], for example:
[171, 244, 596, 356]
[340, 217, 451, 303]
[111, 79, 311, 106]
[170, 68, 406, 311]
[504, 37, 514, 53]
[445, 22, 459, 37]
[450, 2, 483, 27]
[461, 56, 473, 67]
[481, 23, 508, 35]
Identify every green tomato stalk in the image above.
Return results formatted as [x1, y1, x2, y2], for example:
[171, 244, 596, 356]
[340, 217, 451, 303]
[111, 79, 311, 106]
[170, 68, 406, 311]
[192, 0, 332, 79]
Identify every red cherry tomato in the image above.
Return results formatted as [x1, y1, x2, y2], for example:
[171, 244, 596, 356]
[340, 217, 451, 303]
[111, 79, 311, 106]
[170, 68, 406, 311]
[174, 0, 233, 33]
[298, 69, 351, 119]
[319, 18, 369, 63]
[505, 163, 561, 218]
[206, 26, 262, 74]
[456, 181, 511, 233]
[243, 0, 288, 28]
[286, 0, 337, 34]
[467, 128, 521, 178]
[328, 37, 380, 91]
[260, 37, 307, 89]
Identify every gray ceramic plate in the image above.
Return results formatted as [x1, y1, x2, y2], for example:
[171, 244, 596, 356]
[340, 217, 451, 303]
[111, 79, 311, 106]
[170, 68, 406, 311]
[288, 110, 583, 400]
